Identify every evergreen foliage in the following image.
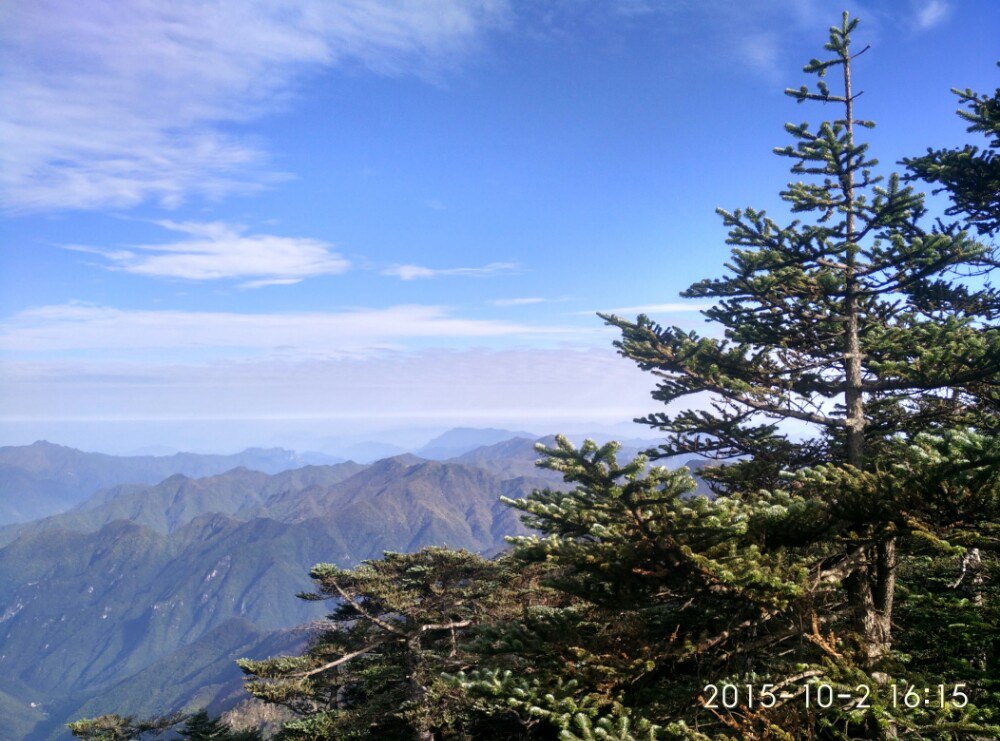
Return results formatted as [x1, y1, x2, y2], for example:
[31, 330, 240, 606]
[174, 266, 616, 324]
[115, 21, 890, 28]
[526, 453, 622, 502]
[600, 12, 1000, 669]
[68, 712, 180, 740]
[903, 64, 1000, 236]
[178, 709, 264, 739]
[68, 709, 261, 741]
[178, 710, 228, 739]
[456, 431, 1000, 738]
[238, 547, 531, 739]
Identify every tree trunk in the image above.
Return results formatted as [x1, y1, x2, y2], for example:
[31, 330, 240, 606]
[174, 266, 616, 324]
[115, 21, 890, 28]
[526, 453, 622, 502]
[842, 16, 865, 474]
[845, 540, 895, 662]
[406, 634, 434, 741]
[841, 41, 896, 674]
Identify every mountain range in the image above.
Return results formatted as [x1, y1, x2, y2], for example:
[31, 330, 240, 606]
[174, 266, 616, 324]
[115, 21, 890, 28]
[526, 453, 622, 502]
[0, 441, 345, 526]
[0, 430, 707, 739]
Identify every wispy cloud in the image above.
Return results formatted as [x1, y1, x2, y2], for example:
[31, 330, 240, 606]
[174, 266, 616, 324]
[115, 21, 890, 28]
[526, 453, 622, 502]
[63, 220, 349, 287]
[914, 0, 950, 30]
[535, 0, 829, 81]
[0, 303, 573, 359]
[490, 297, 547, 306]
[738, 32, 782, 79]
[0, 0, 509, 213]
[382, 262, 519, 280]
[581, 302, 711, 316]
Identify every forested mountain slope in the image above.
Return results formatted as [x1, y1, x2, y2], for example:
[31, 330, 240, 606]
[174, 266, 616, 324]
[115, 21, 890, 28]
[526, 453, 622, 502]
[0, 446, 539, 739]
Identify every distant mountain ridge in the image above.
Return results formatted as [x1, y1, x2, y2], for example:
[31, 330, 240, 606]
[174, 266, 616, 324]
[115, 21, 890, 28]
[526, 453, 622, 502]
[0, 461, 368, 548]
[0, 450, 538, 738]
[0, 430, 672, 527]
[0, 441, 345, 525]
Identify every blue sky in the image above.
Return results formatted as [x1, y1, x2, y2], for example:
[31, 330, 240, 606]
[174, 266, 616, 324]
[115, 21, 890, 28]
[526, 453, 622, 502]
[0, 0, 997, 453]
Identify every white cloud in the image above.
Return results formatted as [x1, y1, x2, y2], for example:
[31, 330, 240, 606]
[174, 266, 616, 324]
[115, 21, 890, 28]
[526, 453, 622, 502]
[241, 278, 312, 289]
[0, 0, 509, 213]
[490, 297, 547, 306]
[382, 262, 519, 280]
[738, 32, 781, 79]
[914, 0, 949, 30]
[64, 220, 349, 287]
[0, 303, 576, 358]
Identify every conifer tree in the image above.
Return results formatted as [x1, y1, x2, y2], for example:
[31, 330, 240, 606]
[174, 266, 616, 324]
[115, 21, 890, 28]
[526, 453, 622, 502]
[238, 547, 529, 740]
[68, 710, 261, 741]
[462, 430, 1000, 738]
[68, 713, 179, 740]
[892, 72, 1000, 737]
[601, 12, 1000, 665]
[458, 437, 815, 738]
[177, 710, 228, 740]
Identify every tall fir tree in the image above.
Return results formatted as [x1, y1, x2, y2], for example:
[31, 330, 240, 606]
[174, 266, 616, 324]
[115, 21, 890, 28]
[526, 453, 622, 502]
[601, 12, 1000, 665]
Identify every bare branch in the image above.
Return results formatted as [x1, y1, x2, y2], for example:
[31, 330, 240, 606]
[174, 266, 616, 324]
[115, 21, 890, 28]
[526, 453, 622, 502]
[294, 639, 390, 678]
[329, 580, 406, 637]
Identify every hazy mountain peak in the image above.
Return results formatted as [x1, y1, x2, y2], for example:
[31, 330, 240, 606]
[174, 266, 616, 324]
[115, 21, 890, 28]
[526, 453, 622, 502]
[160, 472, 193, 486]
[416, 427, 539, 460]
[370, 453, 425, 469]
[28, 439, 67, 450]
